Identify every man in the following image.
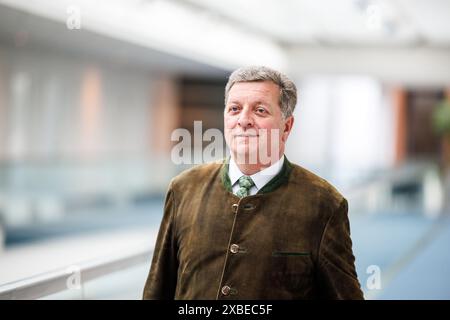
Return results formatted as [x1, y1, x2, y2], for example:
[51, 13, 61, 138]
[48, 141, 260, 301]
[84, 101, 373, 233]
[143, 66, 364, 300]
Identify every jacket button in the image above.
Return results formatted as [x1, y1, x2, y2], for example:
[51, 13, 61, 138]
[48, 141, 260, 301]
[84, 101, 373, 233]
[232, 204, 238, 213]
[230, 244, 239, 253]
[221, 285, 231, 296]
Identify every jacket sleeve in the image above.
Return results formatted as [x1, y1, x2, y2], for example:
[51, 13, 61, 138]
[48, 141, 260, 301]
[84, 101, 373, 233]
[316, 198, 364, 299]
[142, 184, 179, 300]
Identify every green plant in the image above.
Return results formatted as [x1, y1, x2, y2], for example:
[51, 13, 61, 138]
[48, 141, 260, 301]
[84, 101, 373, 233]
[433, 99, 450, 135]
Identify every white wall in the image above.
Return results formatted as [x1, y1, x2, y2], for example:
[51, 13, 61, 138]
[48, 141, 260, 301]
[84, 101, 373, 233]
[286, 75, 394, 188]
[288, 47, 450, 86]
[0, 44, 175, 215]
[0, 45, 154, 161]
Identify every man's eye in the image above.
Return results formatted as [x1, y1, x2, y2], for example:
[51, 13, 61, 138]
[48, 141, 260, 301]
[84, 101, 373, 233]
[256, 107, 266, 114]
[229, 106, 239, 112]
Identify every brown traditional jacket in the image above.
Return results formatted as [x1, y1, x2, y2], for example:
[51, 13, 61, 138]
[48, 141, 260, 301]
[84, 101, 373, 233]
[143, 158, 364, 300]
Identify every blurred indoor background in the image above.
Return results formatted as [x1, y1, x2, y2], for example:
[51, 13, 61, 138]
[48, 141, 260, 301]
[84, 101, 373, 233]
[0, 0, 449, 300]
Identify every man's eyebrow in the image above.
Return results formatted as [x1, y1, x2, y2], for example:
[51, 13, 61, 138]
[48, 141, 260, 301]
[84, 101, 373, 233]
[226, 99, 272, 107]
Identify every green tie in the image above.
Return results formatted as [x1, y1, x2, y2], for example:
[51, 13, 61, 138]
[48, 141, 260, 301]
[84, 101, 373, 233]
[236, 176, 255, 198]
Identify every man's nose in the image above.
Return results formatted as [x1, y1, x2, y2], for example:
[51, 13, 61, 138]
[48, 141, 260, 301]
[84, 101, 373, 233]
[238, 108, 254, 128]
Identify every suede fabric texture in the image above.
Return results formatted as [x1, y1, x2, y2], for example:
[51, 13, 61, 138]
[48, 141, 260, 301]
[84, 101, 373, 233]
[143, 158, 364, 300]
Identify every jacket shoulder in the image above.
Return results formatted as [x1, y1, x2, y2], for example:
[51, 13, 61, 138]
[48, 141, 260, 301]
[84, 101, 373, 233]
[169, 160, 224, 191]
[289, 163, 345, 210]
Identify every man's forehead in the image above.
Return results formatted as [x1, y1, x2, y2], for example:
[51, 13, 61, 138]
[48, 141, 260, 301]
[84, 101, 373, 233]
[230, 80, 279, 89]
[228, 81, 280, 98]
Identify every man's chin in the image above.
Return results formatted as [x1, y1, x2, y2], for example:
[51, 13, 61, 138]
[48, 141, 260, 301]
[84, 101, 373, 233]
[232, 149, 260, 165]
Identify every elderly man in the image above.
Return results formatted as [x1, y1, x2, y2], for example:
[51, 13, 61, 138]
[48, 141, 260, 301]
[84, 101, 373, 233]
[143, 66, 364, 300]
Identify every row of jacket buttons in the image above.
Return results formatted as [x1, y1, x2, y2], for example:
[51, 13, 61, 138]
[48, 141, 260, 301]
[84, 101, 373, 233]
[222, 244, 241, 296]
[225, 202, 255, 297]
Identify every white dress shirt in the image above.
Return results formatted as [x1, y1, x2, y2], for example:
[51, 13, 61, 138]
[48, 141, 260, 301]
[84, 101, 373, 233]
[228, 155, 285, 196]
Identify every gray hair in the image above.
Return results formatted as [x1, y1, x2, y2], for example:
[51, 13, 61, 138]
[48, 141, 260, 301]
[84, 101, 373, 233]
[224, 66, 297, 118]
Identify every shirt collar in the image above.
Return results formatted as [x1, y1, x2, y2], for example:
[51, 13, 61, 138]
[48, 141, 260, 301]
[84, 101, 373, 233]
[228, 155, 285, 191]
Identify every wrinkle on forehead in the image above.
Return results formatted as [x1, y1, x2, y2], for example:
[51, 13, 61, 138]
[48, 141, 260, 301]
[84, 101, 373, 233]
[227, 82, 280, 106]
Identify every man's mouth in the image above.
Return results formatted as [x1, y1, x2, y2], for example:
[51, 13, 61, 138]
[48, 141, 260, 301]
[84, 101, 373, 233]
[234, 134, 258, 137]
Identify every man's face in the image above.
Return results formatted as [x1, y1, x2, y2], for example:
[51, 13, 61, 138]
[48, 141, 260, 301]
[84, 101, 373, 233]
[224, 81, 294, 165]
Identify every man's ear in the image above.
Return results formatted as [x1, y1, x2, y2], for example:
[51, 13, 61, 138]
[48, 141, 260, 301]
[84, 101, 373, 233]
[282, 116, 294, 142]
